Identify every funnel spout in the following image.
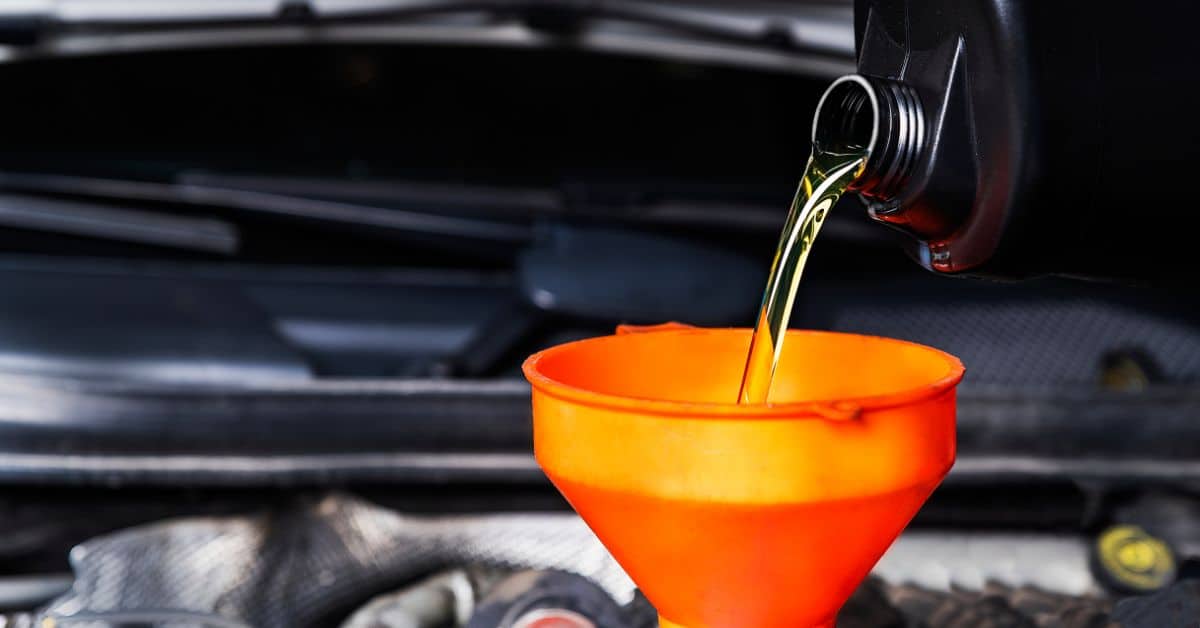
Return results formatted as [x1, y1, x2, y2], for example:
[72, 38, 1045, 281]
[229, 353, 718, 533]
[661, 616, 834, 628]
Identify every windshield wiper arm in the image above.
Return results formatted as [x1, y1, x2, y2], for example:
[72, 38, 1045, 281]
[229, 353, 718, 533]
[0, 171, 533, 244]
[0, 191, 238, 254]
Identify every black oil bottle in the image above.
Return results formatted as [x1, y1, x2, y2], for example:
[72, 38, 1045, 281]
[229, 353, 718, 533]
[831, 0, 1200, 283]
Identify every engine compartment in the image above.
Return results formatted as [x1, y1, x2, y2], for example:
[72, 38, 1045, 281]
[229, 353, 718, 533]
[0, 28, 1192, 628]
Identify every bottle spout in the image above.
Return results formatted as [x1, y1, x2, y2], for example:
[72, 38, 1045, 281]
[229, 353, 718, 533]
[812, 74, 926, 202]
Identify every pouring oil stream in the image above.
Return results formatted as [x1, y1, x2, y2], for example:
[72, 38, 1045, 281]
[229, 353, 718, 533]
[738, 76, 877, 404]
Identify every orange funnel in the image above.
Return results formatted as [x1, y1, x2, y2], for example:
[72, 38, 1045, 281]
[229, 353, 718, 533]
[523, 326, 963, 628]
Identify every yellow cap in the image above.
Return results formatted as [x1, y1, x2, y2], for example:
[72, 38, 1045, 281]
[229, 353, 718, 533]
[1095, 524, 1177, 592]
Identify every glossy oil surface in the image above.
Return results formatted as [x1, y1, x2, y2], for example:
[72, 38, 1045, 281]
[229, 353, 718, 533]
[738, 148, 868, 404]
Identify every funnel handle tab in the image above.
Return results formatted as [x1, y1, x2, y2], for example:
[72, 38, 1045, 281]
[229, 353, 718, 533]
[802, 400, 862, 421]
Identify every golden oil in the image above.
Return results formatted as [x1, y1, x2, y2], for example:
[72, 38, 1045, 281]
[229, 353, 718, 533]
[737, 147, 868, 403]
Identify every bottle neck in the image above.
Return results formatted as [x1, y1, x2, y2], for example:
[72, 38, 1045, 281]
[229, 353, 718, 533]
[812, 74, 926, 201]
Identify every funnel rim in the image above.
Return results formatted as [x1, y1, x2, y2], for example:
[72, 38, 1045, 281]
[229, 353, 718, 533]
[523, 328, 964, 419]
